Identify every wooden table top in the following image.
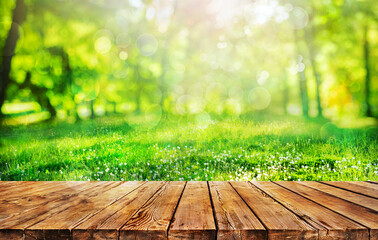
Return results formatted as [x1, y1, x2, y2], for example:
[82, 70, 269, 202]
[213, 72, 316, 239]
[0, 181, 377, 240]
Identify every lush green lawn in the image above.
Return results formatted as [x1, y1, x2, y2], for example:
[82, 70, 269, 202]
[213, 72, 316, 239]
[0, 116, 377, 181]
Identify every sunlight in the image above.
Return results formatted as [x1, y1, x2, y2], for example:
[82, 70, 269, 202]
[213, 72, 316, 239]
[95, 36, 112, 55]
[244, 0, 280, 25]
[206, 0, 241, 27]
[0, 0, 376, 184]
[136, 33, 158, 56]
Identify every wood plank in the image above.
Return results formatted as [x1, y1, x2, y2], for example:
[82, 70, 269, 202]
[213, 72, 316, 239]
[119, 182, 186, 240]
[0, 181, 27, 190]
[209, 181, 266, 240]
[0, 182, 119, 240]
[0, 181, 376, 240]
[276, 181, 378, 240]
[0, 181, 90, 221]
[229, 181, 317, 240]
[0, 181, 102, 223]
[169, 181, 216, 240]
[252, 181, 369, 240]
[0, 181, 36, 192]
[300, 181, 378, 211]
[0, 181, 58, 198]
[24, 181, 144, 240]
[321, 181, 378, 199]
[72, 181, 165, 240]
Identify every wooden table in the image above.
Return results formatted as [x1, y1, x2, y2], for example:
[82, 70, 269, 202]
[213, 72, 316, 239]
[0, 181, 377, 240]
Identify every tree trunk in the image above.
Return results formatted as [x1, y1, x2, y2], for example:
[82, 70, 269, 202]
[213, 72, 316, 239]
[309, 50, 322, 118]
[0, 0, 26, 118]
[363, 26, 372, 117]
[282, 73, 289, 115]
[89, 100, 95, 119]
[305, 26, 323, 118]
[298, 70, 309, 117]
[294, 30, 309, 117]
[159, 55, 168, 121]
[45, 96, 57, 119]
[19, 71, 56, 119]
[61, 49, 80, 120]
[112, 101, 117, 114]
[134, 65, 142, 115]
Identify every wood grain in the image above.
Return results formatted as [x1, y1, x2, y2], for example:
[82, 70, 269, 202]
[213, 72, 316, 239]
[169, 181, 216, 240]
[276, 181, 378, 240]
[0, 181, 376, 240]
[321, 181, 378, 199]
[230, 181, 317, 240]
[252, 181, 369, 240]
[0, 181, 110, 240]
[73, 181, 165, 240]
[0, 181, 60, 198]
[300, 181, 378, 211]
[0, 181, 92, 221]
[367, 181, 378, 185]
[209, 181, 266, 240]
[24, 181, 143, 240]
[120, 182, 186, 240]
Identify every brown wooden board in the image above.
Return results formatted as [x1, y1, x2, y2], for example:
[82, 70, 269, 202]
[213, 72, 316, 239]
[209, 181, 266, 240]
[73, 181, 165, 240]
[230, 181, 317, 240]
[0, 181, 376, 240]
[367, 181, 378, 185]
[119, 182, 186, 240]
[169, 181, 216, 240]
[0, 182, 119, 240]
[276, 181, 378, 240]
[0, 181, 61, 198]
[300, 181, 378, 211]
[24, 182, 143, 240]
[0, 181, 29, 191]
[252, 181, 369, 239]
[321, 181, 378, 199]
[0, 181, 93, 221]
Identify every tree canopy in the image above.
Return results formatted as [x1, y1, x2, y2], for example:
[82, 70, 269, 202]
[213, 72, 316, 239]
[0, 0, 377, 126]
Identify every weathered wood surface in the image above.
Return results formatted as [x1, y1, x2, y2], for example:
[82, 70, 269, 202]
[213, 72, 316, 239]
[230, 181, 317, 240]
[321, 181, 378, 199]
[252, 181, 369, 239]
[120, 182, 185, 240]
[169, 181, 216, 240]
[276, 181, 378, 240]
[0, 181, 377, 240]
[209, 181, 265, 240]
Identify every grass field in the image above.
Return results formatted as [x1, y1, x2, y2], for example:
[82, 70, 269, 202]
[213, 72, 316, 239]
[0, 116, 377, 181]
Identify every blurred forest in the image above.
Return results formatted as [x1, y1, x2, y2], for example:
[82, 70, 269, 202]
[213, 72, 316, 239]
[0, 0, 377, 127]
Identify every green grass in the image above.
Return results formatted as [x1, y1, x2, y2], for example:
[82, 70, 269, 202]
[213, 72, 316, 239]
[0, 116, 377, 181]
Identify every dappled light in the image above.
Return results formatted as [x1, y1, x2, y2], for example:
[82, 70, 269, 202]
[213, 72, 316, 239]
[0, 0, 377, 181]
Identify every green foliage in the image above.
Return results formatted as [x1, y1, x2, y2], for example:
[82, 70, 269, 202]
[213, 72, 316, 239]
[0, 1, 377, 182]
[0, 0, 377, 121]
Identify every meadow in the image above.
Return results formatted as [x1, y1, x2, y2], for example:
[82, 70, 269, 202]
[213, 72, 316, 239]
[0, 115, 377, 181]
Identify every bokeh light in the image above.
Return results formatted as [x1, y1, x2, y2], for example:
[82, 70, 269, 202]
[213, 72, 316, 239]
[136, 33, 158, 56]
[95, 36, 112, 55]
[248, 87, 271, 110]
[289, 7, 309, 29]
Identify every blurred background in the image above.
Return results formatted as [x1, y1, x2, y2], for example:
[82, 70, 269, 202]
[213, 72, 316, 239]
[0, 0, 377, 127]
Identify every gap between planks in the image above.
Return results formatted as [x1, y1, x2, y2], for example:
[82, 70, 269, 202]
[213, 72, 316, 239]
[0, 181, 377, 240]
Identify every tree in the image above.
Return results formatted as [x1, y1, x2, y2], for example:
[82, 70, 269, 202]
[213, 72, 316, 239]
[363, 25, 372, 117]
[294, 30, 309, 117]
[0, 0, 26, 119]
[305, 3, 323, 118]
